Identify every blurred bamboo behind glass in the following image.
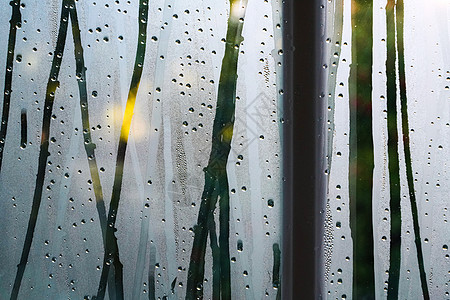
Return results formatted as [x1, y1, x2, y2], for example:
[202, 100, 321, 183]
[322, 0, 449, 299]
[0, 0, 284, 299]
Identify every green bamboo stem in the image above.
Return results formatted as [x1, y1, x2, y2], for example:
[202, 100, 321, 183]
[386, 1, 429, 298]
[10, 2, 70, 299]
[386, 1, 402, 298]
[94, 0, 149, 299]
[349, 0, 375, 298]
[185, 1, 248, 299]
[0, 0, 21, 173]
[396, 0, 429, 296]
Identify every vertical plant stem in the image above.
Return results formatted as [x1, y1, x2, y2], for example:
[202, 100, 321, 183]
[132, 2, 173, 297]
[20, 108, 27, 148]
[186, 174, 218, 299]
[218, 174, 231, 299]
[272, 243, 281, 300]
[68, 1, 116, 297]
[386, 1, 402, 298]
[69, 0, 107, 243]
[349, 0, 375, 298]
[10, 2, 70, 299]
[209, 206, 221, 300]
[0, 0, 21, 173]
[185, 1, 247, 299]
[395, 1, 430, 298]
[94, 0, 149, 299]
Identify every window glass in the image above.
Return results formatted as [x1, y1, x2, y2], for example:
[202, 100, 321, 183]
[323, 0, 449, 298]
[0, 0, 284, 299]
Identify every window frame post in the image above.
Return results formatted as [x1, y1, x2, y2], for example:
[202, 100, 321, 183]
[283, 0, 326, 298]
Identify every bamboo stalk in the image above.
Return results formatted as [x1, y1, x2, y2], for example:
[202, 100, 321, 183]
[185, 1, 248, 299]
[94, 0, 149, 298]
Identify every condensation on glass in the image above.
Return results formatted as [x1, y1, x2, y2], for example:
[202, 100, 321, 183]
[0, 0, 284, 299]
[322, 0, 449, 299]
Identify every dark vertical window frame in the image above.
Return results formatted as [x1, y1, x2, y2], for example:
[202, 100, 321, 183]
[283, 0, 326, 299]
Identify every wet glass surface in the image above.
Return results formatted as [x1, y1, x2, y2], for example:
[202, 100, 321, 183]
[0, 0, 284, 299]
[322, 0, 449, 299]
